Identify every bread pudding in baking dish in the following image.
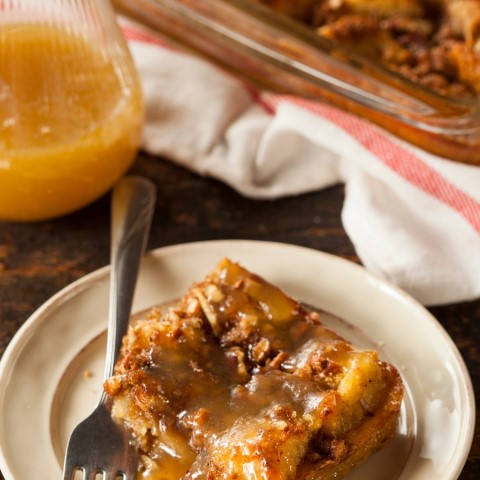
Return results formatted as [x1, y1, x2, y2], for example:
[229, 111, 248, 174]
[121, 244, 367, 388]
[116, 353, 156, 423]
[104, 258, 403, 479]
[257, 0, 480, 99]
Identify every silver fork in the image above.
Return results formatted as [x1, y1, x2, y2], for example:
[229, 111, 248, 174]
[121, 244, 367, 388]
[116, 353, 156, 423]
[62, 175, 156, 480]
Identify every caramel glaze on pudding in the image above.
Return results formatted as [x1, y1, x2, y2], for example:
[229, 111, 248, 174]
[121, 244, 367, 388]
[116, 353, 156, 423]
[104, 259, 404, 479]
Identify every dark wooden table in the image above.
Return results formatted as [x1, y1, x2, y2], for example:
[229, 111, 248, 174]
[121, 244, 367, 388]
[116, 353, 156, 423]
[0, 153, 478, 479]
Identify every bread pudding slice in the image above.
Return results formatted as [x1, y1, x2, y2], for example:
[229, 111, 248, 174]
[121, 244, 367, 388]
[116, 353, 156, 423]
[104, 259, 403, 480]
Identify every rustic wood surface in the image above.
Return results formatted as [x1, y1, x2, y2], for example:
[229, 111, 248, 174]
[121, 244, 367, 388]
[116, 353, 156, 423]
[0, 153, 478, 479]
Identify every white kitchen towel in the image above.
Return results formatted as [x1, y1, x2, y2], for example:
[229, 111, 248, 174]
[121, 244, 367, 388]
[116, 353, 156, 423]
[122, 23, 480, 307]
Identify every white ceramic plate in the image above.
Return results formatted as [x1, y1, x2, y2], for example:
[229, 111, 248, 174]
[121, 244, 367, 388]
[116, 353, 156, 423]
[0, 240, 475, 479]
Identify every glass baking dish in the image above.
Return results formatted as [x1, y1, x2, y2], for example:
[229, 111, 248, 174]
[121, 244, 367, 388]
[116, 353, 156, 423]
[113, 0, 480, 166]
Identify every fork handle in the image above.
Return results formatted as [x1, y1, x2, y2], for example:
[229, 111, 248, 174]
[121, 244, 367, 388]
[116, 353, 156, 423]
[103, 176, 156, 383]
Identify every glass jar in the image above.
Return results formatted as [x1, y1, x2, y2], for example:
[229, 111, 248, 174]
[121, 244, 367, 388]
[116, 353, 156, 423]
[0, 0, 144, 221]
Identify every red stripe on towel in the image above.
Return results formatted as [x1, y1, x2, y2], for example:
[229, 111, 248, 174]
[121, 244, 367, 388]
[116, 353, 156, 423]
[121, 24, 171, 49]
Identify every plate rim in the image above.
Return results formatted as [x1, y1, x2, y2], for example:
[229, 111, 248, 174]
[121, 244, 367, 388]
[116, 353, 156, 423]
[0, 239, 475, 479]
